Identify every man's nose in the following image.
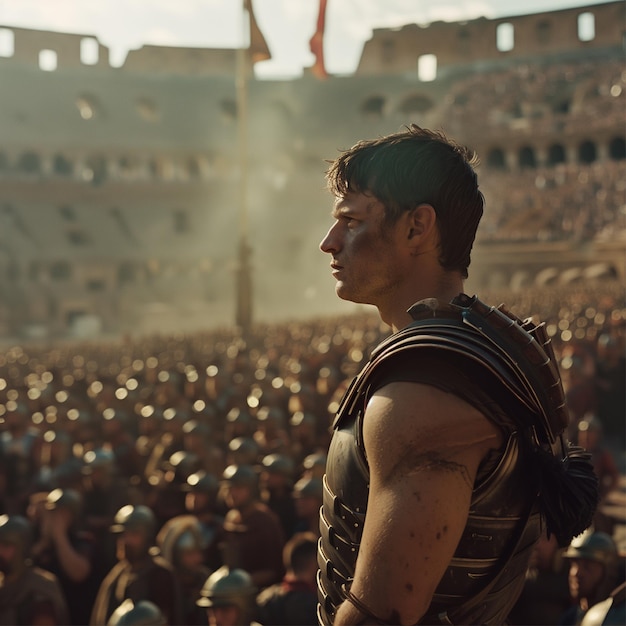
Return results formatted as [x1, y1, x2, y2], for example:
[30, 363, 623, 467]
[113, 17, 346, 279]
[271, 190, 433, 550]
[319, 223, 339, 254]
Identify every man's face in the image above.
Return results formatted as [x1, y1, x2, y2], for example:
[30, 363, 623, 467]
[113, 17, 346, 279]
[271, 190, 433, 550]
[568, 558, 605, 601]
[319, 191, 407, 307]
[225, 484, 252, 509]
[295, 495, 321, 520]
[119, 529, 146, 563]
[178, 547, 204, 573]
[207, 605, 241, 626]
[0, 541, 17, 574]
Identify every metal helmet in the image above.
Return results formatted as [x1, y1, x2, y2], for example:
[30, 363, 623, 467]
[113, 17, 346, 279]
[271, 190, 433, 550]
[303, 452, 327, 478]
[45, 488, 83, 519]
[196, 566, 257, 617]
[164, 450, 202, 484]
[564, 530, 621, 597]
[185, 470, 220, 502]
[228, 437, 259, 466]
[107, 599, 166, 626]
[256, 406, 286, 425]
[0, 515, 33, 566]
[110, 504, 157, 539]
[83, 447, 116, 474]
[226, 408, 252, 426]
[156, 515, 206, 567]
[261, 453, 294, 478]
[564, 531, 619, 566]
[293, 476, 323, 500]
[222, 464, 258, 489]
[182, 419, 210, 438]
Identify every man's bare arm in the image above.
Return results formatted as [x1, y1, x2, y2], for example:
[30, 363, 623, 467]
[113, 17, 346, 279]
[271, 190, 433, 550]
[333, 382, 502, 626]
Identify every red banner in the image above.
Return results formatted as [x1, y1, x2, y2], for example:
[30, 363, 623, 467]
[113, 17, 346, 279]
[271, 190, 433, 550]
[309, 0, 328, 79]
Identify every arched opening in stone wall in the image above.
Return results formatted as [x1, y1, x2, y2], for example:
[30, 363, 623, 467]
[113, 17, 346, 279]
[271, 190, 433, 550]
[0, 28, 14, 57]
[547, 143, 566, 166]
[85, 155, 108, 185]
[578, 140, 597, 164]
[486, 147, 506, 170]
[17, 151, 42, 175]
[186, 157, 201, 179]
[58, 205, 76, 222]
[398, 93, 434, 115]
[417, 54, 437, 82]
[80, 37, 99, 65]
[518, 146, 536, 169]
[220, 99, 237, 123]
[609, 136, 626, 160]
[496, 23, 514, 52]
[53, 154, 73, 177]
[457, 29, 471, 56]
[118, 263, 137, 286]
[536, 20, 552, 45]
[39, 49, 58, 71]
[577, 12, 595, 42]
[381, 39, 395, 64]
[50, 261, 72, 281]
[361, 95, 386, 117]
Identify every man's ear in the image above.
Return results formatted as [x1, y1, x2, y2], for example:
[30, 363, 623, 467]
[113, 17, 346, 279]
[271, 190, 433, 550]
[407, 203, 437, 243]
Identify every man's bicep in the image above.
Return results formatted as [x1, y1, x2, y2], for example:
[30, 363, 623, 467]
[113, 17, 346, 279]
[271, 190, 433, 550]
[351, 383, 495, 625]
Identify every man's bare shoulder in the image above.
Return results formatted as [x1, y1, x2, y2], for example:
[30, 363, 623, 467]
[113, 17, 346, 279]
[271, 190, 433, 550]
[363, 381, 502, 471]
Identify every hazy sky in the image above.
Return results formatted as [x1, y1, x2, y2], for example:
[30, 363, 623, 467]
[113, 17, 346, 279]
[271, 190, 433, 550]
[0, 0, 612, 76]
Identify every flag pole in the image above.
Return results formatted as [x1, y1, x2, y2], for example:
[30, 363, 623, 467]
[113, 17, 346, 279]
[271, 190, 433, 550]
[235, 5, 253, 334]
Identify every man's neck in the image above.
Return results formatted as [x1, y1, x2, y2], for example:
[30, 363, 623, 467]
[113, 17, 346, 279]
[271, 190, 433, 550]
[382, 278, 464, 332]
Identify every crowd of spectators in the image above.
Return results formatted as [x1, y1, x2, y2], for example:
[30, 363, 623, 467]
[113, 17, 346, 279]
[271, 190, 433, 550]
[477, 158, 626, 242]
[0, 278, 624, 624]
[444, 58, 625, 138]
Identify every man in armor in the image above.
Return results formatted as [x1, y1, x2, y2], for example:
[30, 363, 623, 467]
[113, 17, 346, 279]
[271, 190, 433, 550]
[90, 504, 181, 625]
[559, 531, 623, 625]
[316, 125, 597, 625]
[196, 565, 259, 626]
[156, 514, 211, 625]
[0, 514, 69, 625]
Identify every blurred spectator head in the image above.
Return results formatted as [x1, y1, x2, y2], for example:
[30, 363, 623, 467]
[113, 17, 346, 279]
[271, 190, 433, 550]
[197, 566, 257, 626]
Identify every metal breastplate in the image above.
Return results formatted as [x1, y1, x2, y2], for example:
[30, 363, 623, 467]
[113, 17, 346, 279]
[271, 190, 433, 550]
[316, 295, 564, 625]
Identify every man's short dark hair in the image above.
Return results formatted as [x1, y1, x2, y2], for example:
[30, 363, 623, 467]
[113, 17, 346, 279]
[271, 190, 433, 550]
[326, 125, 484, 278]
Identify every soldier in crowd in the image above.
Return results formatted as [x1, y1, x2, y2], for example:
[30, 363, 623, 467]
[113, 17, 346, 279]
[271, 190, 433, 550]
[508, 529, 572, 625]
[147, 450, 201, 527]
[183, 419, 225, 477]
[291, 476, 323, 537]
[82, 447, 132, 578]
[184, 470, 225, 571]
[256, 532, 319, 626]
[0, 401, 39, 515]
[559, 531, 624, 625]
[31, 488, 97, 626]
[252, 407, 291, 457]
[197, 566, 259, 626]
[157, 514, 211, 625]
[226, 436, 259, 468]
[0, 514, 69, 625]
[259, 453, 297, 540]
[90, 504, 181, 626]
[220, 464, 285, 590]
